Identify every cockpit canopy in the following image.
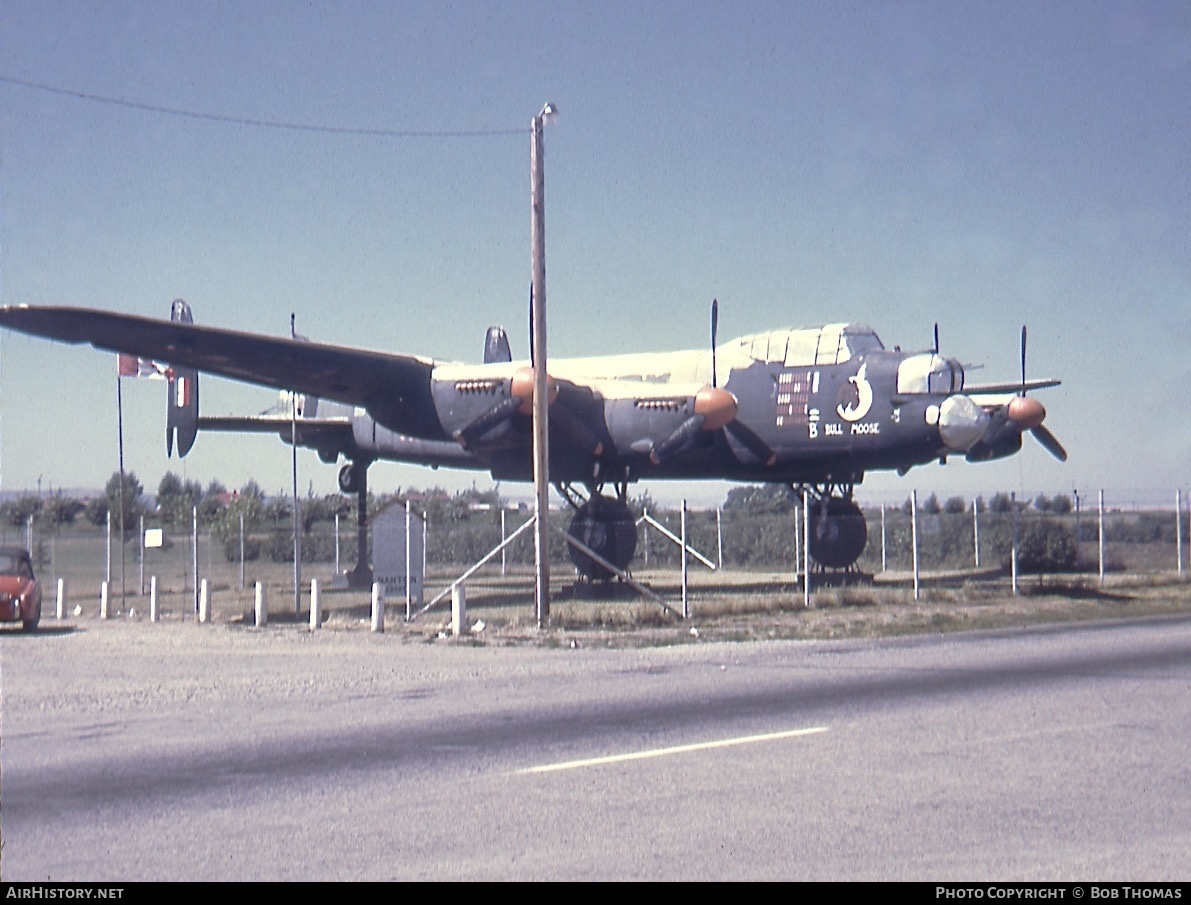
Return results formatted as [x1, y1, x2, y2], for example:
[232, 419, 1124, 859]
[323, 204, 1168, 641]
[896, 353, 965, 395]
[736, 323, 884, 367]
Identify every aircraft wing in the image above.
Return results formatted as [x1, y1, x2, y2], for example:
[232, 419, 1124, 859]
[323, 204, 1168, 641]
[0, 305, 447, 440]
[964, 378, 1060, 394]
[197, 415, 351, 432]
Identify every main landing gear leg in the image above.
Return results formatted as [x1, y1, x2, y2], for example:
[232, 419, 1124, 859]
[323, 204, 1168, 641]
[339, 459, 375, 590]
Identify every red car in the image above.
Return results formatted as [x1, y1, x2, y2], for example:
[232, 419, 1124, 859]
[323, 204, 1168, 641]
[0, 547, 42, 631]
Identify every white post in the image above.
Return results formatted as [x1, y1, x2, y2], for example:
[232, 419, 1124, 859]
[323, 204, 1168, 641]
[149, 575, 158, 622]
[973, 498, 981, 569]
[501, 509, 508, 576]
[1098, 489, 1106, 584]
[680, 500, 689, 619]
[1176, 490, 1184, 577]
[309, 578, 320, 631]
[451, 583, 466, 637]
[334, 512, 341, 577]
[255, 581, 267, 627]
[56, 578, 66, 620]
[880, 503, 886, 574]
[716, 507, 723, 570]
[192, 505, 199, 614]
[405, 499, 412, 621]
[802, 490, 811, 607]
[198, 578, 210, 623]
[911, 490, 921, 601]
[643, 506, 650, 566]
[139, 515, 145, 596]
[239, 512, 245, 590]
[371, 582, 385, 633]
[106, 509, 112, 586]
[1011, 492, 1019, 596]
[100, 580, 109, 619]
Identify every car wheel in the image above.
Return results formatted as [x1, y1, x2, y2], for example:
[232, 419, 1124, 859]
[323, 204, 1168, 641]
[22, 604, 40, 632]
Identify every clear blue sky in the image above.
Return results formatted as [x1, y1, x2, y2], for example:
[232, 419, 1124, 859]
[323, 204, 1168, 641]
[1, 0, 1188, 508]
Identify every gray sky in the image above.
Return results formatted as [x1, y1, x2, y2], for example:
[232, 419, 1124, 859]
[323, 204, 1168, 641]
[1, 0, 1188, 508]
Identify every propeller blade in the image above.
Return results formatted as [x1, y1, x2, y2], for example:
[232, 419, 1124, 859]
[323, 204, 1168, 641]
[933, 322, 939, 355]
[1020, 325, 1027, 396]
[711, 298, 719, 389]
[650, 414, 705, 465]
[724, 419, 777, 467]
[551, 399, 604, 457]
[1030, 425, 1068, 462]
[454, 396, 522, 448]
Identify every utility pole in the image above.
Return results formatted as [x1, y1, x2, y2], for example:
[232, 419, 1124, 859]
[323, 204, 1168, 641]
[531, 102, 557, 629]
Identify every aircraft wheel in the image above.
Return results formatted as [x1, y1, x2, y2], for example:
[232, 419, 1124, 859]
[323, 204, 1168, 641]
[808, 497, 868, 569]
[567, 496, 638, 581]
[338, 462, 361, 494]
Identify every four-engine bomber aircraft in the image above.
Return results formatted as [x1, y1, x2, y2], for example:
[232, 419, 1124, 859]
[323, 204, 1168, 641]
[0, 299, 1065, 578]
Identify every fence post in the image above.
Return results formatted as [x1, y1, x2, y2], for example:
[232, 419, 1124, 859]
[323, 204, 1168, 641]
[1011, 492, 1019, 596]
[680, 500, 689, 619]
[1176, 489, 1184, 577]
[911, 490, 921, 601]
[192, 505, 199, 614]
[255, 581, 267, 627]
[310, 578, 320, 631]
[802, 490, 811, 607]
[880, 503, 886, 574]
[149, 576, 158, 622]
[100, 580, 109, 619]
[452, 583, 466, 636]
[371, 582, 385, 633]
[973, 498, 980, 569]
[1098, 489, 1105, 584]
[56, 578, 66, 620]
[198, 578, 210, 623]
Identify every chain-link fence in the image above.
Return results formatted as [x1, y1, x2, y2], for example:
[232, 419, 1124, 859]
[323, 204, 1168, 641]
[2, 490, 1187, 626]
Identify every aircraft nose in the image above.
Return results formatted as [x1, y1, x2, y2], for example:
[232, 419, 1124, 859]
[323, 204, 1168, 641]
[938, 394, 990, 453]
[1007, 395, 1046, 430]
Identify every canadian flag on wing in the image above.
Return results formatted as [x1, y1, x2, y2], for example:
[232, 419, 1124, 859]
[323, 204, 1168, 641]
[117, 353, 169, 379]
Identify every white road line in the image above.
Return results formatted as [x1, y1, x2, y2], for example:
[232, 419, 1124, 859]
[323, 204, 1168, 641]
[515, 726, 829, 775]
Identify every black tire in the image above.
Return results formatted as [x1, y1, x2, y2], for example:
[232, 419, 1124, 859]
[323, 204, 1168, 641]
[567, 497, 638, 580]
[808, 497, 868, 569]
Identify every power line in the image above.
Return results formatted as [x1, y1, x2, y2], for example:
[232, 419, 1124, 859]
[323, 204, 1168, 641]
[0, 75, 524, 138]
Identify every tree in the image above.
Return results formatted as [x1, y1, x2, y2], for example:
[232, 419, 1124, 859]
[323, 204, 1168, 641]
[2, 495, 43, 527]
[723, 484, 796, 514]
[45, 494, 85, 526]
[157, 471, 201, 528]
[943, 496, 967, 515]
[989, 492, 1014, 514]
[104, 471, 144, 533]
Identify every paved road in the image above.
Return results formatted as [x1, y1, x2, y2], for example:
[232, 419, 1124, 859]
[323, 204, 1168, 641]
[2, 615, 1188, 880]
